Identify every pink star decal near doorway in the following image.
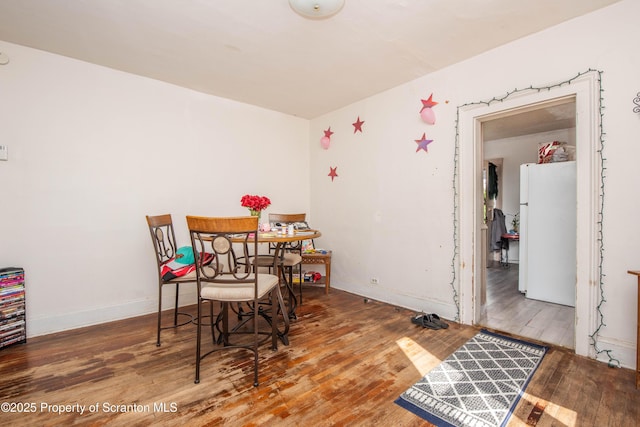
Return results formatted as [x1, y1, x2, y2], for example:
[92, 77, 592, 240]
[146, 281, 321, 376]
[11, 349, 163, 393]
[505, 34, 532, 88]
[352, 116, 365, 133]
[415, 133, 433, 153]
[323, 127, 334, 138]
[420, 94, 438, 111]
[328, 166, 338, 181]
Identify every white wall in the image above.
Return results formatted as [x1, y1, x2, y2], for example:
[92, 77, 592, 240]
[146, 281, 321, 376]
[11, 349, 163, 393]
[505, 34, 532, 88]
[309, 0, 640, 368]
[2, 0, 639, 369]
[0, 41, 310, 336]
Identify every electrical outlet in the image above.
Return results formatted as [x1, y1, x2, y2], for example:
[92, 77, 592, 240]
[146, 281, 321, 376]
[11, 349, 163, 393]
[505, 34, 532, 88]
[370, 277, 379, 285]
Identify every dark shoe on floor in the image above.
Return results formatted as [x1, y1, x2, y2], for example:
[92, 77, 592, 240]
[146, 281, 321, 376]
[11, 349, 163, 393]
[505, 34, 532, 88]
[429, 313, 449, 329]
[411, 314, 441, 330]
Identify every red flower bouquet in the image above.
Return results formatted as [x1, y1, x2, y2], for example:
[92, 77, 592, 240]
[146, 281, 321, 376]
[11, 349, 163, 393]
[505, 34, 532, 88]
[240, 194, 271, 216]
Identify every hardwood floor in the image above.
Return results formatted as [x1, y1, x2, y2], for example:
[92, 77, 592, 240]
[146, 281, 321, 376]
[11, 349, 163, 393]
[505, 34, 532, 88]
[480, 263, 575, 349]
[1, 286, 638, 426]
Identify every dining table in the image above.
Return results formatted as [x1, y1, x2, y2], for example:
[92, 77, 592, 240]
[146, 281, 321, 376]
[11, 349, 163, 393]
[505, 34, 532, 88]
[231, 228, 322, 344]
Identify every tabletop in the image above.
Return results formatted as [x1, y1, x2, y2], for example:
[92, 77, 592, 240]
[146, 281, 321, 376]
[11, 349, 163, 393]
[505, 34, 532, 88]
[501, 233, 519, 240]
[232, 230, 321, 243]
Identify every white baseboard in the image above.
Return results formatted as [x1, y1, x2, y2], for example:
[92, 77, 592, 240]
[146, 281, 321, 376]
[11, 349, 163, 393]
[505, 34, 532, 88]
[27, 288, 198, 338]
[591, 335, 636, 370]
[332, 284, 458, 322]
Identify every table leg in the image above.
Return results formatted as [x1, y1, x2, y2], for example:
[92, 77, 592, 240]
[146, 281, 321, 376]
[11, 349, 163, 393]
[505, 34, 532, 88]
[325, 257, 331, 294]
[270, 243, 296, 344]
[271, 243, 298, 318]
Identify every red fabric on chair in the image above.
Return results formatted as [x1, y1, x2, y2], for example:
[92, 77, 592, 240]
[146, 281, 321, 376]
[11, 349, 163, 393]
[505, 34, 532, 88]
[161, 252, 213, 281]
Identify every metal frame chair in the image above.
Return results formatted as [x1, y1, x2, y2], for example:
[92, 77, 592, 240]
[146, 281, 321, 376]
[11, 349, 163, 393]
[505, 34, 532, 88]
[187, 215, 288, 386]
[146, 214, 197, 347]
[266, 213, 306, 300]
[269, 213, 331, 303]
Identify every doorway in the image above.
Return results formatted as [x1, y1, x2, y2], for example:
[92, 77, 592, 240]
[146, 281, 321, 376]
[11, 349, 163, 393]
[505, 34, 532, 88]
[457, 71, 601, 358]
[479, 104, 576, 348]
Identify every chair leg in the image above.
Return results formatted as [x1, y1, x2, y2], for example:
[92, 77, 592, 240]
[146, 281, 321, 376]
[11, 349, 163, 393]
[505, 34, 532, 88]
[279, 266, 297, 318]
[253, 299, 259, 387]
[288, 266, 295, 305]
[156, 283, 163, 347]
[194, 297, 202, 384]
[298, 266, 303, 305]
[173, 283, 180, 326]
[209, 300, 216, 345]
[270, 289, 278, 351]
[222, 302, 229, 345]
[275, 285, 290, 346]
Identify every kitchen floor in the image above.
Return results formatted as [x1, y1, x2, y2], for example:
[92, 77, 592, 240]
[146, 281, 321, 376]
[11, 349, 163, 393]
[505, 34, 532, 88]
[479, 262, 575, 349]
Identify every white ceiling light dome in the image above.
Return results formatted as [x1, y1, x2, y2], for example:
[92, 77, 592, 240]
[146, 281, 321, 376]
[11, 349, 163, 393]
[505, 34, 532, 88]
[289, 0, 345, 19]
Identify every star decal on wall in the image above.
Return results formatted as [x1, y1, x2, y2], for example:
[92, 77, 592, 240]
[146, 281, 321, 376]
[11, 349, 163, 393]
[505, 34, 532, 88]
[328, 166, 338, 181]
[420, 94, 438, 124]
[415, 133, 433, 153]
[321, 126, 333, 149]
[420, 94, 438, 111]
[352, 116, 365, 133]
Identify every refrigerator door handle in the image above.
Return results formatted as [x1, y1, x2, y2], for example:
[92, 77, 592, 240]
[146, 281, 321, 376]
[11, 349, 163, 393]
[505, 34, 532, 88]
[520, 202, 528, 206]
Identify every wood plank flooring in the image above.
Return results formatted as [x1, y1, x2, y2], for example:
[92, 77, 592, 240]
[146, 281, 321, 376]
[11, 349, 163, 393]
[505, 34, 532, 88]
[480, 263, 575, 349]
[1, 286, 638, 426]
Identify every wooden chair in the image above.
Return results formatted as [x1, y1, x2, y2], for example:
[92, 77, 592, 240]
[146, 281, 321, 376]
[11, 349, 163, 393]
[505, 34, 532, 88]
[187, 215, 287, 387]
[233, 213, 305, 317]
[266, 213, 305, 277]
[146, 214, 197, 347]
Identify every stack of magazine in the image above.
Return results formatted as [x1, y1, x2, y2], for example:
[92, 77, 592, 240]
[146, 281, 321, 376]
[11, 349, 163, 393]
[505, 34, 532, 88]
[0, 267, 26, 349]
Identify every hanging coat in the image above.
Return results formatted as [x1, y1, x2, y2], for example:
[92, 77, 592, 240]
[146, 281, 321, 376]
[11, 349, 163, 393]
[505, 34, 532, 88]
[490, 208, 507, 251]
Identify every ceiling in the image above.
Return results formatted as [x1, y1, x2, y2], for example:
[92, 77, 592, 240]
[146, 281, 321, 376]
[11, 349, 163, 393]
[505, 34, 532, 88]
[0, 0, 619, 120]
[482, 101, 576, 141]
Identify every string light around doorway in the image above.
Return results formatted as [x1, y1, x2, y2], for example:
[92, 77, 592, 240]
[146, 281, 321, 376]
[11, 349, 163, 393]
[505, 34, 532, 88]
[450, 69, 617, 367]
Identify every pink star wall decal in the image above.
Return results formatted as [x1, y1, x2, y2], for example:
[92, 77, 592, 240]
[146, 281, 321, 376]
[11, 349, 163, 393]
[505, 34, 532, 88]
[328, 166, 338, 181]
[415, 133, 434, 153]
[352, 116, 364, 133]
[420, 94, 438, 111]
[324, 127, 334, 138]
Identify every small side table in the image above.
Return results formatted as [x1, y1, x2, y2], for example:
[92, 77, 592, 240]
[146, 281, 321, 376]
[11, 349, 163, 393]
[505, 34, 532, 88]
[500, 233, 519, 268]
[301, 251, 332, 295]
[627, 270, 640, 389]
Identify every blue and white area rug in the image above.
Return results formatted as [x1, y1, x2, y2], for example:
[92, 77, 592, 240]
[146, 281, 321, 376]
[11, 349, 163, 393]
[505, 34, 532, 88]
[395, 330, 547, 427]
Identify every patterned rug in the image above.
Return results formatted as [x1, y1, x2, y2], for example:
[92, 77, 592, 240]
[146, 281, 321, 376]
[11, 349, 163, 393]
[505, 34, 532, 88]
[395, 330, 547, 427]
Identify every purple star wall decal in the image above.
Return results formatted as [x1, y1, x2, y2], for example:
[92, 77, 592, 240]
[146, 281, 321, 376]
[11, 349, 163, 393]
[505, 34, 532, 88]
[415, 133, 434, 153]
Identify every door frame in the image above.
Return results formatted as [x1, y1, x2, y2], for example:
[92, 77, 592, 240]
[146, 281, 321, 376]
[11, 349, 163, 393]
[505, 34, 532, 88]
[457, 71, 601, 358]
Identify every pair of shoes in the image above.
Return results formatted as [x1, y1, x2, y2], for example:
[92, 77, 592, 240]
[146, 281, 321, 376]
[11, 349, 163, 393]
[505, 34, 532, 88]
[430, 313, 449, 329]
[410, 313, 449, 330]
[411, 313, 440, 330]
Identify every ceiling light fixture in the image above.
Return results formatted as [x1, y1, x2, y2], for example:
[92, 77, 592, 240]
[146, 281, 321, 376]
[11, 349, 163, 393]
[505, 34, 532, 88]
[289, 0, 345, 19]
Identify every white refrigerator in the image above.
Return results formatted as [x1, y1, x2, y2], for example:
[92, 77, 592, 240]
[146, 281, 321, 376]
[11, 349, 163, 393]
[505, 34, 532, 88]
[518, 161, 576, 307]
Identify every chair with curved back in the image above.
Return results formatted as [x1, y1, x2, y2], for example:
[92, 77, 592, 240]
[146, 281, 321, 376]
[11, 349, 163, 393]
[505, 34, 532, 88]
[263, 213, 307, 305]
[146, 214, 198, 347]
[186, 215, 287, 387]
[231, 213, 305, 318]
[269, 213, 331, 303]
[266, 213, 306, 267]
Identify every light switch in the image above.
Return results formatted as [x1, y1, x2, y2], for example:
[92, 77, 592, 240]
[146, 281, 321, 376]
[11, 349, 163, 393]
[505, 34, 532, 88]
[0, 145, 8, 161]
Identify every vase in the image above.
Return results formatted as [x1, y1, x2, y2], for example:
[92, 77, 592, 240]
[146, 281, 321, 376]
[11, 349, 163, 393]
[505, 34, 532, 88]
[249, 209, 261, 222]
